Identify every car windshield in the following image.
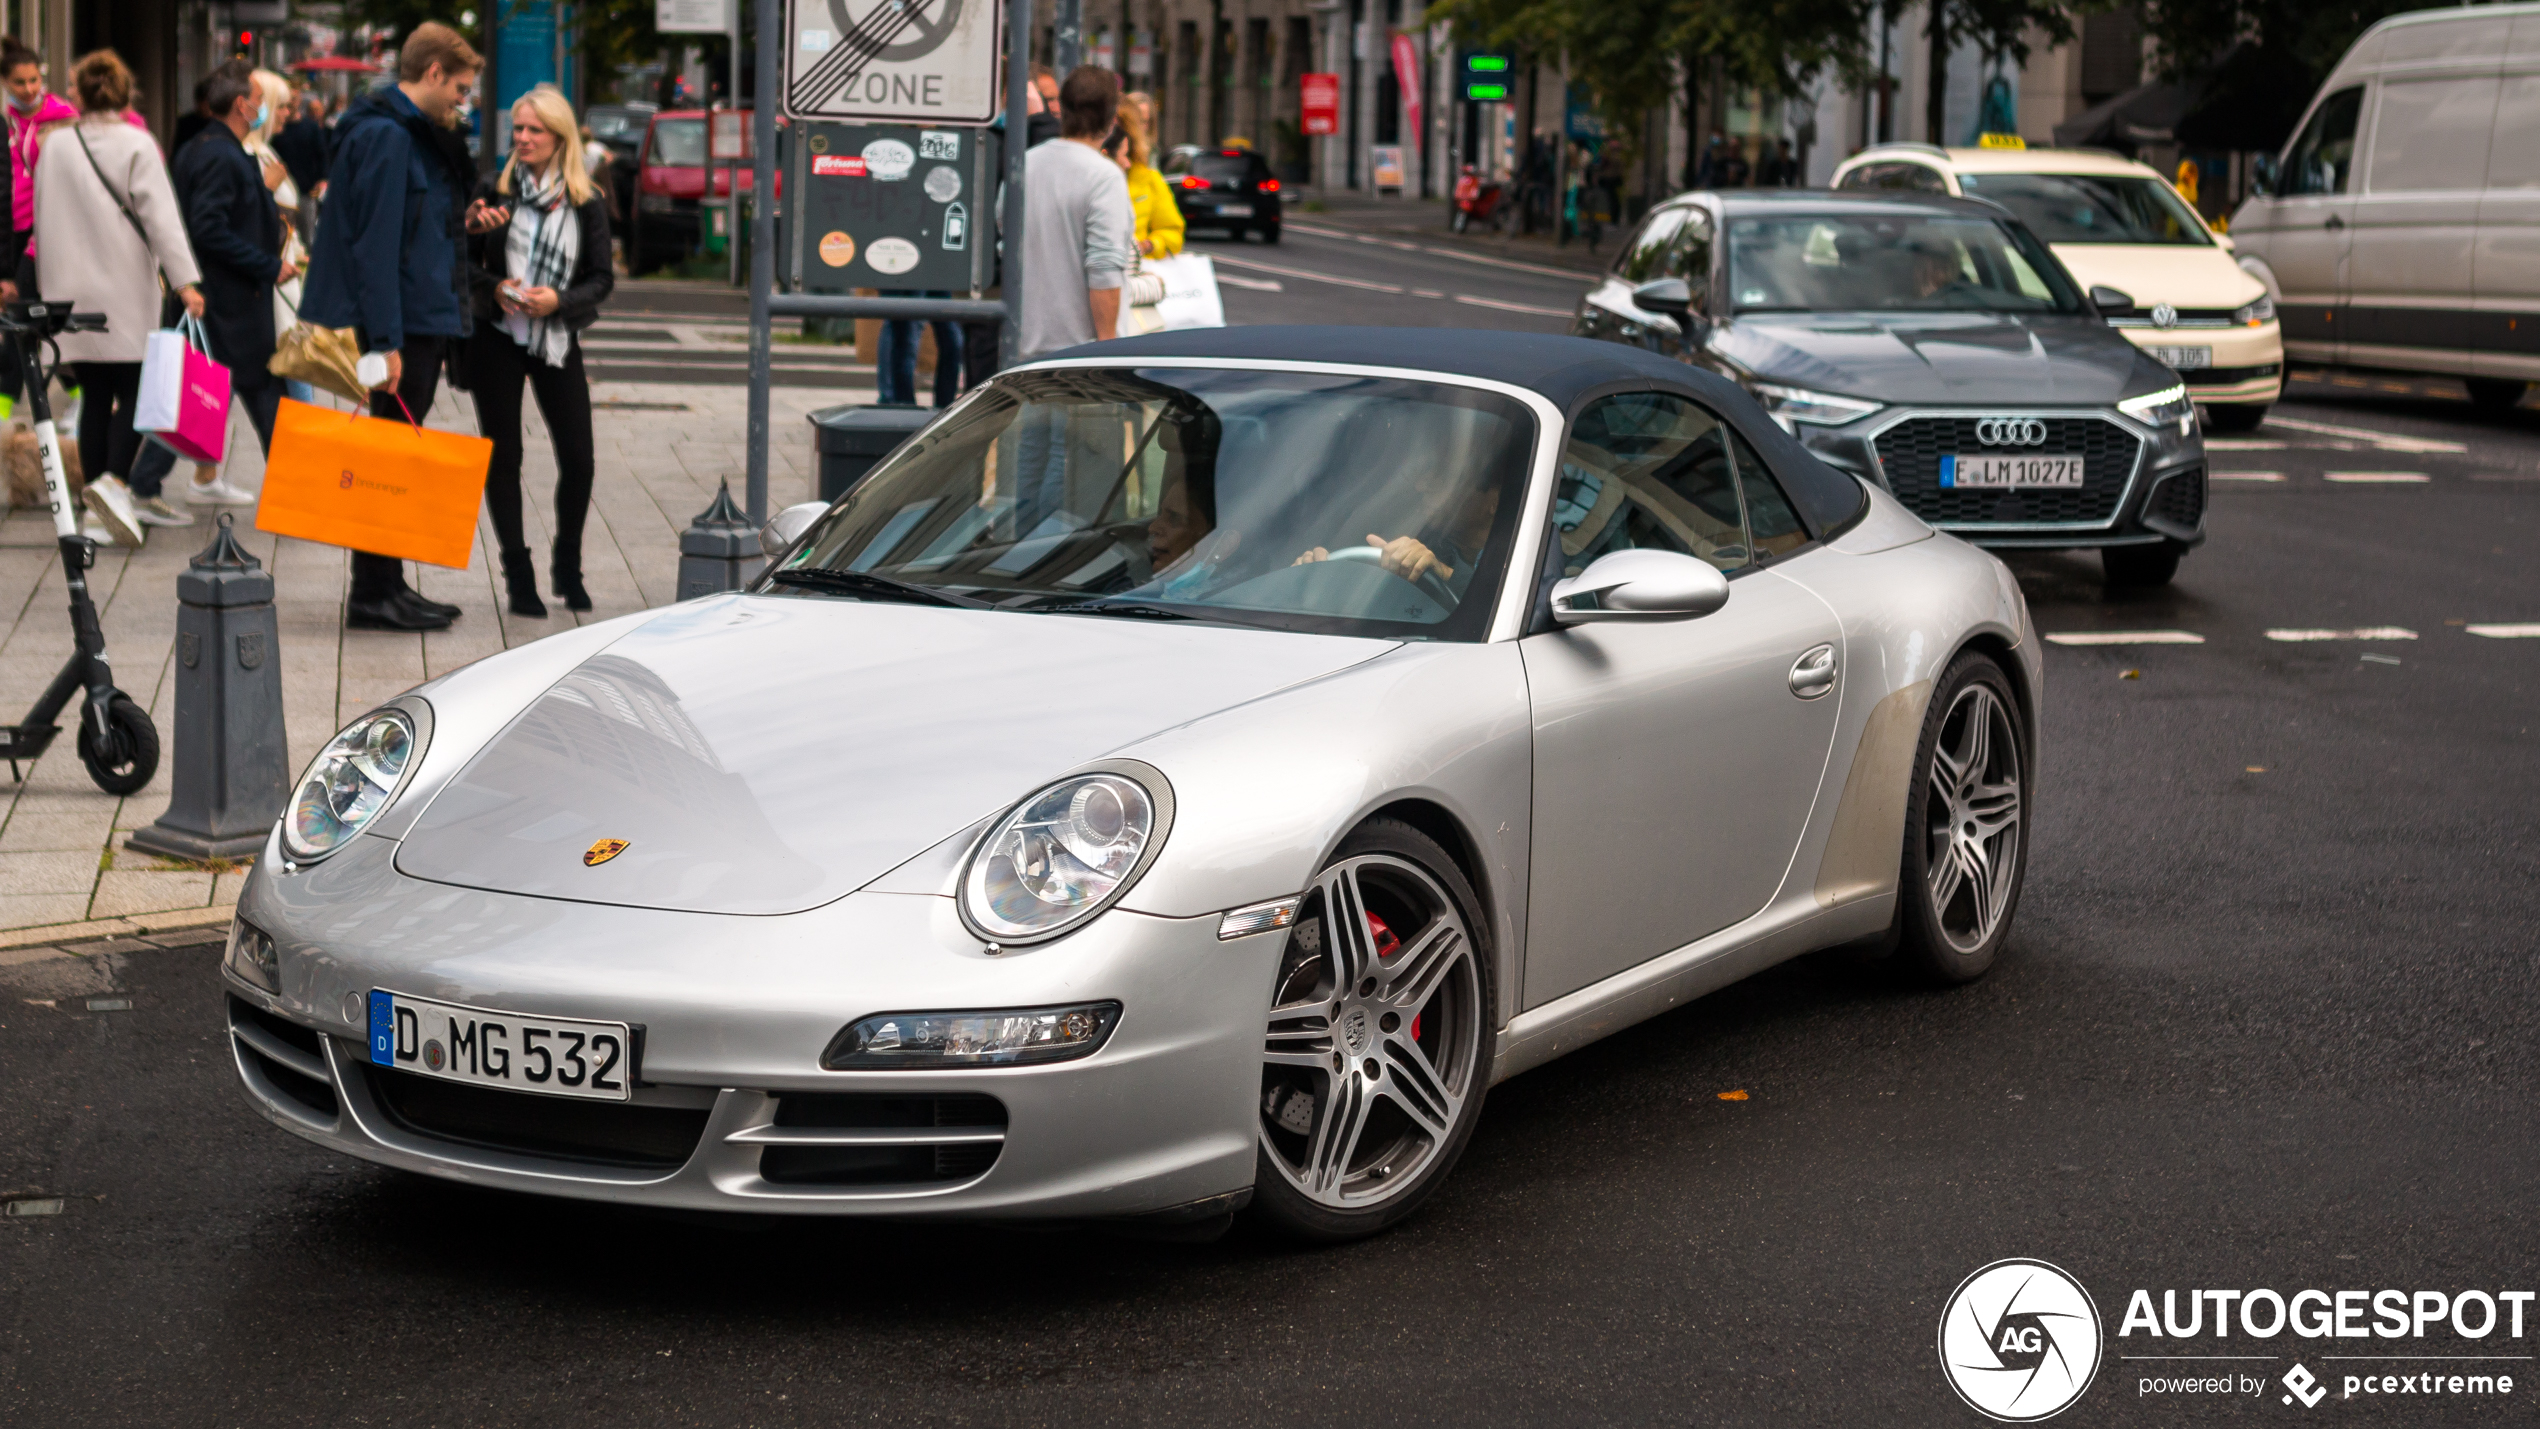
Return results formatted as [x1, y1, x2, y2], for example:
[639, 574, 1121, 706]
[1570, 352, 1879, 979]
[1727, 212, 2083, 314]
[1954, 172, 2213, 246]
[772, 367, 1537, 640]
[647, 119, 705, 167]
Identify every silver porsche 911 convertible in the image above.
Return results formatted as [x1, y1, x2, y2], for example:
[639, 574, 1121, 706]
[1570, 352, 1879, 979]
[223, 329, 2038, 1241]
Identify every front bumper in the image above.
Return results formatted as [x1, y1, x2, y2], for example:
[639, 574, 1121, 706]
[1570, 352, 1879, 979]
[1797, 405, 2206, 551]
[2115, 321, 2284, 406]
[222, 830, 1282, 1218]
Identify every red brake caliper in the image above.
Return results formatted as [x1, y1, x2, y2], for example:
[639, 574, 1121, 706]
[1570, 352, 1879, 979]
[1367, 912, 1418, 1042]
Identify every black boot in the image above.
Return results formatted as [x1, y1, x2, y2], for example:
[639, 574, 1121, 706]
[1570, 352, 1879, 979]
[502, 547, 547, 618]
[553, 563, 592, 612]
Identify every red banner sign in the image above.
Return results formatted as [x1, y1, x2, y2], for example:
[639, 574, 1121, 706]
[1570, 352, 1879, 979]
[1390, 36, 1422, 143]
[1301, 72, 1340, 136]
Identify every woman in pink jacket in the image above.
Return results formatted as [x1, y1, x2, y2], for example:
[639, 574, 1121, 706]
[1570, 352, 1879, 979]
[3, 39, 78, 302]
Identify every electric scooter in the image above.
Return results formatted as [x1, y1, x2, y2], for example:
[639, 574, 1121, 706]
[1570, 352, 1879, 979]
[0, 301, 160, 794]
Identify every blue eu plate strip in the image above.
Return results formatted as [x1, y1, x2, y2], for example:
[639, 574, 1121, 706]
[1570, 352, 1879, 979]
[368, 990, 394, 1065]
[1938, 455, 1957, 489]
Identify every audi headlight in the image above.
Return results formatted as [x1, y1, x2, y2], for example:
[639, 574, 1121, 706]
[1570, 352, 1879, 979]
[2232, 293, 2275, 327]
[1750, 381, 1884, 428]
[283, 709, 420, 862]
[959, 771, 1166, 944]
[2118, 383, 2195, 431]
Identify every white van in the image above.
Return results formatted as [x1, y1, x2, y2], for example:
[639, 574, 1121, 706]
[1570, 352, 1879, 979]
[1833, 143, 2283, 430]
[2231, 2, 2540, 412]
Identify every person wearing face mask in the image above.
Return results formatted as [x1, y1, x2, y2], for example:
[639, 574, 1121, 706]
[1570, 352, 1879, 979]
[1, 40, 74, 311]
[169, 60, 293, 475]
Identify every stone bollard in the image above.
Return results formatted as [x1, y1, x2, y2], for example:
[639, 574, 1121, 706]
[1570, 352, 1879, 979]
[677, 480, 763, 600]
[128, 513, 289, 862]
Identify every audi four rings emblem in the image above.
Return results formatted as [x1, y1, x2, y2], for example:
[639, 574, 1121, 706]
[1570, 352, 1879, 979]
[1976, 418, 2048, 446]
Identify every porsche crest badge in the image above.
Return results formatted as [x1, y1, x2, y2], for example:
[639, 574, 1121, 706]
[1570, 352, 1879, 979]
[583, 839, 630, 867]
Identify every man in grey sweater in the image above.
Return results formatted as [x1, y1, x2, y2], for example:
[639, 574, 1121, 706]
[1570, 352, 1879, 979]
[1017, 66, 1134, 359]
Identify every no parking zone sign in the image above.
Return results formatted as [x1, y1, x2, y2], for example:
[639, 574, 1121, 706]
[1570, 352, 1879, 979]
[783, 0, 1002, 124]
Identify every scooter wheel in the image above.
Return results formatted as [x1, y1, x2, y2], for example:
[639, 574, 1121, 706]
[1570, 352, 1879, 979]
[78, 694, 158, 796]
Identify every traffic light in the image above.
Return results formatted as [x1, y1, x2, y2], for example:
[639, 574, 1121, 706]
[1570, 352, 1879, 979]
[230, 29, 254, 55]
[1463, 53, 1511, 102]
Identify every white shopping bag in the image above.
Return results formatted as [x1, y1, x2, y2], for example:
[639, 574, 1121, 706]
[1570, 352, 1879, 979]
[132, 317, 200, 435]
[1145, 253, 1226, 331]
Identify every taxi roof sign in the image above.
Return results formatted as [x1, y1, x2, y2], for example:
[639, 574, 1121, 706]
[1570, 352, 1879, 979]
[1977, 132, 2026, 150]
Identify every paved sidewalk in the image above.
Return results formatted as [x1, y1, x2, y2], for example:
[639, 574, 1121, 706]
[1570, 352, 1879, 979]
[0, 380, 833, 941]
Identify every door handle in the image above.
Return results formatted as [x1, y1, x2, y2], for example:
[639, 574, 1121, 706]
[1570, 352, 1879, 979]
[2324, 214, 2345, 231]
[1789, 643, 1837, 700]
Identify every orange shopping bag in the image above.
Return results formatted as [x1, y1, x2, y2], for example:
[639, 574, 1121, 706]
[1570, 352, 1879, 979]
[256, 396, 493, 569]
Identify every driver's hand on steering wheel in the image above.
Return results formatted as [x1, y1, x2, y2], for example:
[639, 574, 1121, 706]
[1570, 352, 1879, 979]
[1294, 534, 1454, 584]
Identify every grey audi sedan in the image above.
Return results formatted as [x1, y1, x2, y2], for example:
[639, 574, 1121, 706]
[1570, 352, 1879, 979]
[1574, 190, 2206, 588]
[224, 329, 2037, 1242]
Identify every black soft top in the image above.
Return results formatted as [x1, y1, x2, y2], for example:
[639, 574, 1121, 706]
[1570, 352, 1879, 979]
[1033, 325, 1868, 537]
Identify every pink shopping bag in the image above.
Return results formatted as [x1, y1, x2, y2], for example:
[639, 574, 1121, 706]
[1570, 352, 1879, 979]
[136, 315, 233, 464]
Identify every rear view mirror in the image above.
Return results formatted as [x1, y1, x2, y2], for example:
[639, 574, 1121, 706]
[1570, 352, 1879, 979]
[2089, 285, 2136, 315]
[760, 501, 828, 559]
[1550, 548, 1730, 625]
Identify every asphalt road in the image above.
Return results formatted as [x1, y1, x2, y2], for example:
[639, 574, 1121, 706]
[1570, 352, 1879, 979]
[5, 318, 2537, 1421]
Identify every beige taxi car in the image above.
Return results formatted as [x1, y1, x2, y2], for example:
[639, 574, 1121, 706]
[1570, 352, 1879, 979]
[1833, 142, 2283, 430]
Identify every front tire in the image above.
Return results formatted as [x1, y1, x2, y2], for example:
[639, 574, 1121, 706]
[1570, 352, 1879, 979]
[1248, 818, 1493, 1242]
[2102, 541, 2183, 588]
[1895, 654, 2028, 984]
[2204, 402, 2268, 433]
[77, 693, 158, 796]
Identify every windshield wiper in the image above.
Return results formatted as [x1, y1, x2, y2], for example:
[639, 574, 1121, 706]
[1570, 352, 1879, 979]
[1045, 599, 1198, 621]
[766, 567, 990, 608]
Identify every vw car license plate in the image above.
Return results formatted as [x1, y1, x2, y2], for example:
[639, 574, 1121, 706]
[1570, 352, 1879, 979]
[2147, 344, 2211, 370]
[1217, 203, 1254, 217]
[368, 990, 631, 1101]
[1940, 455, 2085, 489]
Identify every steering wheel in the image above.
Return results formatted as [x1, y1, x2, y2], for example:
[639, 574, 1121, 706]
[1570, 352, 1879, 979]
[1321, 544, 1457, 607]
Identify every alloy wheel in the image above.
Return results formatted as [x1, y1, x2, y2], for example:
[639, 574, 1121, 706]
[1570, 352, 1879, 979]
[1923, 682, 2023, 954]
[1260, 853, 1482, 1210]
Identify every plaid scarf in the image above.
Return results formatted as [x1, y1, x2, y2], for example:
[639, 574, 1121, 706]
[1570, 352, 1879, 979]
[499, 165, 578, 367]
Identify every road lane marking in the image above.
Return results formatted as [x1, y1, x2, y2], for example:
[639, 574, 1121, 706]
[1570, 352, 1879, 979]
[2360, 653, 2404, 664]
[2204, 439, 2288, 450]
[2213, 471, 2285, 482]
[2466, 623, 2540, 638]
[2323, 471, 2430, 483]
[2265, 627, 2418, 641]
[2264, 416, 2468, 453]
[1217, 273, 1285, 291]
[2043, 630, 2206, 646]
[1412, 288, 1446, 298]
[1283, 221, 1603, 280]
[1211, 254, 1406, 294]
[1455, 294, 1575, 317]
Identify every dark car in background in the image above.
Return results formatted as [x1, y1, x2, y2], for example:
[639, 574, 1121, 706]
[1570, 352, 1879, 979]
[1573, 190, 2207, 588]
[583, 100, 657, 233]
[1161, 145, 1282, 244]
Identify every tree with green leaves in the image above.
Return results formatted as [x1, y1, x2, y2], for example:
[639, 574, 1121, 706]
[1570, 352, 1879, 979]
[1923, 0, 2079, 146]
[2140, 0, 2434, 152]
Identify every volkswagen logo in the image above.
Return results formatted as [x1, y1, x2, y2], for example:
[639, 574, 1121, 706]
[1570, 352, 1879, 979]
[2150, 301, 2179, 329]
[1975, 417, 2048, 446]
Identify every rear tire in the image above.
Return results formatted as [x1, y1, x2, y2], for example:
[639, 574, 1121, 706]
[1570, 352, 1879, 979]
[2102, 541, 2182, 589]
[77, 693, 158, 797]
[2466, 378, 2528, 413]
[1260, 223, 1281, 245]
[1894, 654, 2028, 985]
[2203, 402, 2267, 433]
[1247, 818, 1493, 1243]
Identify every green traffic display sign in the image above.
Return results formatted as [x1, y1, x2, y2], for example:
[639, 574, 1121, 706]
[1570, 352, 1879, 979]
[1463, 53, 1513, 102]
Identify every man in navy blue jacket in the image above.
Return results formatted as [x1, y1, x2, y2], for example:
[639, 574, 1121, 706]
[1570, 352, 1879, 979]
[300, 22, 482, 631]
[173, 61, 292, 459]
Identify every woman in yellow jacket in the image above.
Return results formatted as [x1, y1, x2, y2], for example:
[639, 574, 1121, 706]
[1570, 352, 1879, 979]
[1109, 103, 1182, 259]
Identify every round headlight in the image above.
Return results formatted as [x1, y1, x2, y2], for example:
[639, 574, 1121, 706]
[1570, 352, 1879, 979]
[283, 709, 419, 862]
[960, 772, 1159, 943]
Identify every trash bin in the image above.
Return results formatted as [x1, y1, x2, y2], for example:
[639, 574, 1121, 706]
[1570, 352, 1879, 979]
[809, 403, 936, 502]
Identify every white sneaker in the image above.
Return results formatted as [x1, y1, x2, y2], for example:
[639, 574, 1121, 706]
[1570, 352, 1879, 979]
[82, 475, 144, 546]
[184, 475, 258, 506]
[136, 495, 195, 527]
[79, 515, 112, 545]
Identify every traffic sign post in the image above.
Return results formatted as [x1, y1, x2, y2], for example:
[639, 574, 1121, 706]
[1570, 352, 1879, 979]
[1462, 52, 1511, 103]
[744, 0, 1030, 530]
[782, 0, 1003, 124]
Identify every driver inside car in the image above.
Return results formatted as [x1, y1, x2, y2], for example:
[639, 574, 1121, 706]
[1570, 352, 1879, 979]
[1289, 480, 1502, 601]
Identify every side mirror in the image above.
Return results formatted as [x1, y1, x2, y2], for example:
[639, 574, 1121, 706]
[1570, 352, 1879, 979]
[1632, 278, 1710, 342]
[759, 500, 827, 559]
[1549, 548, 1730, 626]
[2089, 284, 2136, 315]
[2249, 154, 2278, 198]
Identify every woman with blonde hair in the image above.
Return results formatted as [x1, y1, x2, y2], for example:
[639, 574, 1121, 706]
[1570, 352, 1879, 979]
[1109, 99, 1182, 260]
[462, 84, 613, 617]
[245, 68, 314, 403]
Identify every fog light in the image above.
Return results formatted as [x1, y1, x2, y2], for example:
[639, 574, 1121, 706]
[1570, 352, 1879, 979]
[225, 918, 278, 993]
[822, 1002, 1121, 1070]
[1217, 895, 1301, 940]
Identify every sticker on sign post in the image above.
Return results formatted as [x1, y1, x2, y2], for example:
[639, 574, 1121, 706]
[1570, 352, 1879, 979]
[783, 0, 1002, 124]
[942, 201, 968, 249]
[923, 164, 961, 202]
[866, 236, 921, 274]
[862, 138, 916, 180]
